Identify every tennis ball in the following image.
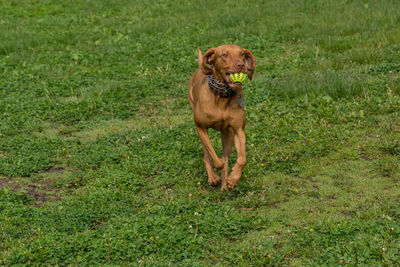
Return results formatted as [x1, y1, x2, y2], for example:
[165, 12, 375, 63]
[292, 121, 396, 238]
[229, 73, 247, 84]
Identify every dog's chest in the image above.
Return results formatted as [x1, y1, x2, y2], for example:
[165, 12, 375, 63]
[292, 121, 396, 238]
[195, 104, 244, 130]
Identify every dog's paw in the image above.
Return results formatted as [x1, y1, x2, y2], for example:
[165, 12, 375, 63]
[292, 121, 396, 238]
[227, 182, 236, 190]
[221, 179, 236, 191]
[226, 174, 241, 190]
[208, 175, 221, 186]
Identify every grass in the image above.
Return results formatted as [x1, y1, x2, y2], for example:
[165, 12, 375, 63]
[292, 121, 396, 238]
[1, 0, 400, 265]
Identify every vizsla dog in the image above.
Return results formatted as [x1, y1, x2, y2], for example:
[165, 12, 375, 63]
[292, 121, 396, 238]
[188, 44, 256, 190]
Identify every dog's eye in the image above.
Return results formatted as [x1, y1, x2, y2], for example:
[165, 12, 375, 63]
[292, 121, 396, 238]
[222, 53, 228, 57]
[240, 53, 245, 57]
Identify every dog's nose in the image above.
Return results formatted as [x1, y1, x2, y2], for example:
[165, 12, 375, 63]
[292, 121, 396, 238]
[237, 61, 245, 69]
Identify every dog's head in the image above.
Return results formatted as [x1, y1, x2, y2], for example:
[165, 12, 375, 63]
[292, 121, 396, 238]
[200, 44, 256, 90]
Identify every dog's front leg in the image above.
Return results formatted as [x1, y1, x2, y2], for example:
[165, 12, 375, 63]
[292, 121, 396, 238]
[227, 128, 246, 190]
[220, 127, 234, 191]
[196, 126, 224, 169]
[202, 147, 221, 186]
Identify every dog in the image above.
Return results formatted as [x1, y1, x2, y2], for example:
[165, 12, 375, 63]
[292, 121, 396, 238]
[188, 44, 256, 190]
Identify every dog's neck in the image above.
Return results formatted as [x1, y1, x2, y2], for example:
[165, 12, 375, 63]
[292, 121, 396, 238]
[206, 75, 237, 98]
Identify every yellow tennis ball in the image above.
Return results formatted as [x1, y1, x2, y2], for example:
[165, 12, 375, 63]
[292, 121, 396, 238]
[230, 73, 247, 84]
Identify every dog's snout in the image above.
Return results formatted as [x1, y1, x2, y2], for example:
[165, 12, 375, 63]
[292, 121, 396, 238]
[236, 61, 245, 72]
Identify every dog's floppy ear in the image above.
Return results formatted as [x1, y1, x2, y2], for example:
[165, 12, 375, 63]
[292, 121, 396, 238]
[242, 49, 256, 80]
[198, 47, 215, 75]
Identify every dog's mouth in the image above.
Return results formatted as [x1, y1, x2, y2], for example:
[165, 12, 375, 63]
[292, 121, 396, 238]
[225, 72, 245, 90]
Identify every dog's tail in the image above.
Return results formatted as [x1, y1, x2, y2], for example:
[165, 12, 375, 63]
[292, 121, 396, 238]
[196, 47, 202, 68]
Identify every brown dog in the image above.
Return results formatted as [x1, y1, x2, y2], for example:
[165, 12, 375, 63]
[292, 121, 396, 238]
[188, 44, 256, 190]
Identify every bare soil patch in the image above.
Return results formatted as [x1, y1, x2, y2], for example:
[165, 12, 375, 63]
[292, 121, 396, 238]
[0, 176, 62, 206]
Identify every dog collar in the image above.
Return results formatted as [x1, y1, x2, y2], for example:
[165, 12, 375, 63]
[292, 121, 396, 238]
[206, 75, 237, 98]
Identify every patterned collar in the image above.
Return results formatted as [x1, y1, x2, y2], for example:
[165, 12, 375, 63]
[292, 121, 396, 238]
[206, 75, 236, 98]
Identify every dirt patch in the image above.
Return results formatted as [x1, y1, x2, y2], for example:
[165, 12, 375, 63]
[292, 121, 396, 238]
[90, 220, 104, 230]
[41, 167, 65, 174]
[0, 176, 62, 206]
[341, 210, 355, 216]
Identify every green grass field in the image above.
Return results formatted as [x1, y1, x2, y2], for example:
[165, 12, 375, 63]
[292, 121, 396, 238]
[1, 0, 400, 265]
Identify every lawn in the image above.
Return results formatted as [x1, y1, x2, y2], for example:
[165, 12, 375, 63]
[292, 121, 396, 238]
[1, 0, 400, 265]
